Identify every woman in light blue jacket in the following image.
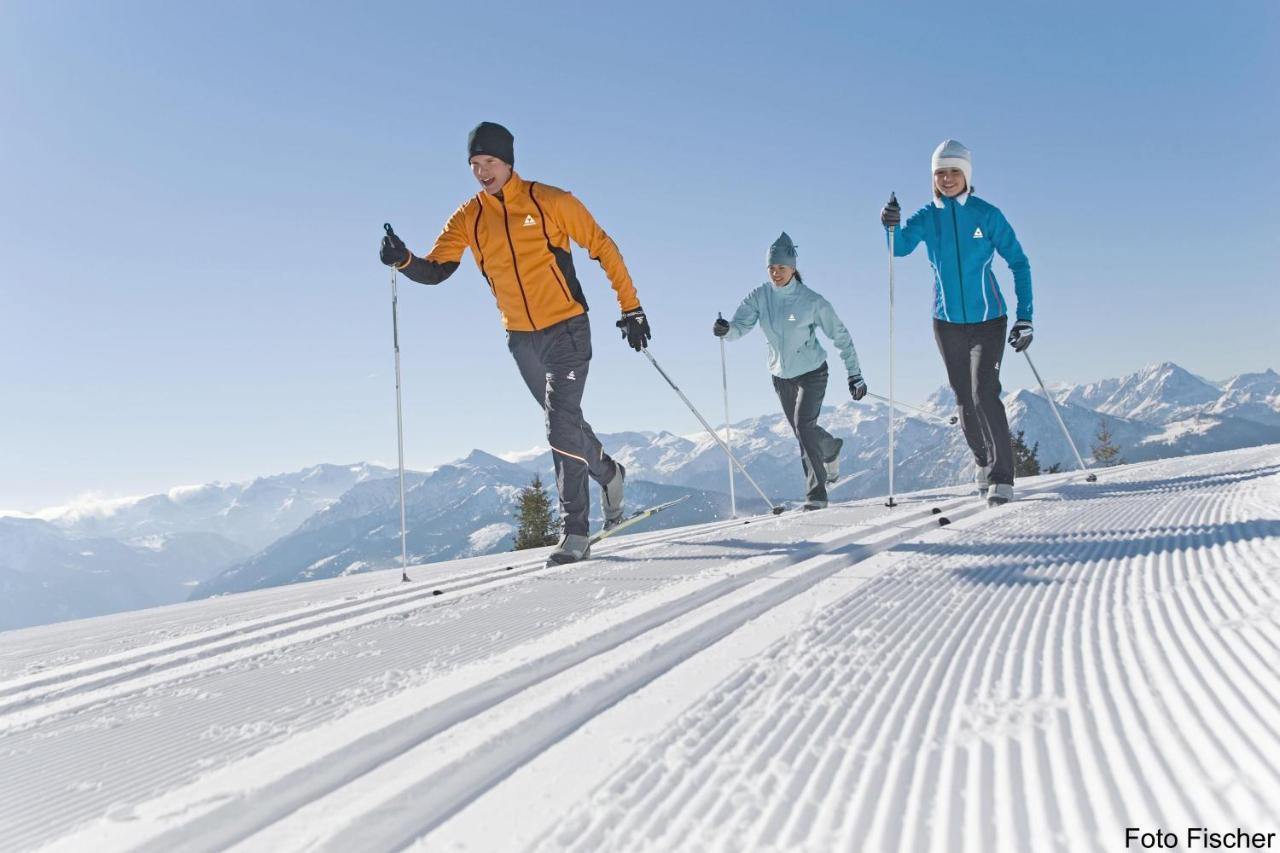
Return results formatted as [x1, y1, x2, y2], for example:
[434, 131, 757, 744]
[714, 233, 867, 510]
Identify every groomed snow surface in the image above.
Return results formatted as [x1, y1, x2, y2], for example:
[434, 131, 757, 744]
[2, 445, 1278, 852]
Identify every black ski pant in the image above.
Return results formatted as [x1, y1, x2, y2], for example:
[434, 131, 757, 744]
[772, 362, 840, 503]
[508, 314, 618, 536]
[933, 316, 1014, 486]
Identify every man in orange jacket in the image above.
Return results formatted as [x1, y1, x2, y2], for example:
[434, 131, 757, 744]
[380, 122, 648, 564]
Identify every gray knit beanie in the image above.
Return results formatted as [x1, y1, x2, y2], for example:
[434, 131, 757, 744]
[767, 232, 797, 267]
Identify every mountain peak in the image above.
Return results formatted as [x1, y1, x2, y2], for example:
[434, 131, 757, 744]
[1138, 361, 1196, 380]
[459, 449, 526, 471]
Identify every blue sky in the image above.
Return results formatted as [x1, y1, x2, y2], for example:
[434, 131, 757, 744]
[2, 1, 1277, 510]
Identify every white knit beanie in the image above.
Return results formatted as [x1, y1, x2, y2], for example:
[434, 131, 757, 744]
[931, 139, 972, 192]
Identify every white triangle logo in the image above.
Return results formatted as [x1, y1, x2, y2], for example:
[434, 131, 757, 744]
[973, 227, 984, 238]
[523, 214, 537, 227]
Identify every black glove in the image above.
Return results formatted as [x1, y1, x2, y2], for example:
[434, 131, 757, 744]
[713, 317, 730, 337]
[1008, 320, 1033, 353]
[380, 223, 410, 268]
[616, 307, 651, 351]
[849, 374, 867, 401]
[880, 194, 901, 228]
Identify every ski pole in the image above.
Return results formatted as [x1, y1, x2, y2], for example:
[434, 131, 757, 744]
[1021, 350, 1098, 482]
[718, 313, 737, 518]
[866, 392, 959, 426]
[886, 193, 898, 508]
[643, 349, 783, 514]
[385, 224, 411, 582]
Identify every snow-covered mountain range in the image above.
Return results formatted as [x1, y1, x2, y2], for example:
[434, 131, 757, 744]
[28, 463, 397, 551]
[191, 453, 763, 600]
[2, 362, 1277, 631]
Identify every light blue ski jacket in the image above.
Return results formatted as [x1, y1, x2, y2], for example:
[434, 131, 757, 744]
[724, 278, 862, 380]
[890, 193, 1032, 324]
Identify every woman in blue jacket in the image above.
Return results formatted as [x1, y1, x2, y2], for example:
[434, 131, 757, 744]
[880, 140, 1033, 505]
[714, 233, 867, 510]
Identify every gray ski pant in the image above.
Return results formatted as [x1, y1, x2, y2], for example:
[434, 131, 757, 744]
[933, 316, 1015, 486]
[508, 314, 618, 536]
[772, 362, 840, 503]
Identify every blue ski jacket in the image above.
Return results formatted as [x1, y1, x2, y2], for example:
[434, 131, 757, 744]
[724, 278, 862, 380]
[889, 193, 1032, 324]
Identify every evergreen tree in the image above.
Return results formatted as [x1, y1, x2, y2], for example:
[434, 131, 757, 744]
[1012, 430, 1042, 478]
[512, 474, 560, 550]
[1046, 462, 1063, 474]
[1091, 419, 1123, 467]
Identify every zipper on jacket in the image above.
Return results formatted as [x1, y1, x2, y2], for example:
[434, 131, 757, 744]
[472, 199, 497, 297]
[526, 182, 574, 305]
[500, 195, 538, 330]
[949, 200, 970, 323]
[548, 262, 573, 304]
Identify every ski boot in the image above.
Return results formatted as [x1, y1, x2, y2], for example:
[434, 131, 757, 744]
[975, 461, 994, 499]
[825, 438, 843, 484]
[987, 483, 1014, 507]
[548, 533, 592, 565]
[802, 499, 829, 512]
[601, 463, 626, 531]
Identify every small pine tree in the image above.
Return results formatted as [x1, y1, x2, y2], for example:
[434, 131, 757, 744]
[1046, 463, 1063, 474]
[513, 474, 560, 550]
[1012, 430, 1042, 478]
[1091, 419, 1123, 467]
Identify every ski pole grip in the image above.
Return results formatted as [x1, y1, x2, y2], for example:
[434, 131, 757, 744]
[384, 222, 394, 236]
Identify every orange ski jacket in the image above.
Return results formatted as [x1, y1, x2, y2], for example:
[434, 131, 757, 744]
[396, 172, 639, 332]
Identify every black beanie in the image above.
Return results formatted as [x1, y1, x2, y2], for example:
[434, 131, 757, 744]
[467, 122, 515, 166]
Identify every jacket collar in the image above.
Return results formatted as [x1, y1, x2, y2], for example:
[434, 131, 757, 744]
[769, 278, 800, 296]
[479, 171, 526, 206]
[933, 191, 970, 209]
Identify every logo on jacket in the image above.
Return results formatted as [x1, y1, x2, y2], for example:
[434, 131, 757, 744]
[787, 314, 797, 322]
[566, 370, 576, 381]
[972, 227, 984, 238]
[523, 215, 537, 227]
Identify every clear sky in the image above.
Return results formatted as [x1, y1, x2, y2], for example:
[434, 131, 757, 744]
[2, 1, 1277, 511]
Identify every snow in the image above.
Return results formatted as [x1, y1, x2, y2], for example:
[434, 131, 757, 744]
[30, 492, 145, 523]
[304, 555, 339, 573]
[128, 535, 168, 551]
[1139, 415, 1220, 444]
[466, 523, 516, 555]
[167, 483, 216, 502]
[2, 445, 1279, 851]
[499, 445, 550, 465]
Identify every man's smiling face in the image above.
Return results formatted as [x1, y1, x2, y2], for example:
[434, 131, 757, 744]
[470, 155, 512, 195]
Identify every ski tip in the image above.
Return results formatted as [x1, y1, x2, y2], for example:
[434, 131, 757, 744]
[938, 516, 951, 526]
[432, 589, 443, 596]
[931, 507, 942, 514]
